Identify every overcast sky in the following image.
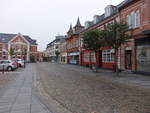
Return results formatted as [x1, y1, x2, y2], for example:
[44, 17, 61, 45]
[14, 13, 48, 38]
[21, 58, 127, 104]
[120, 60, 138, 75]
[0, 0, 123, 51]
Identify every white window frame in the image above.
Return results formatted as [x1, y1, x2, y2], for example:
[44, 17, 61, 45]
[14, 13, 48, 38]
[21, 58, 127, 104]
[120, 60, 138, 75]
[127, 11, 140, 29]
[135, 10, 140, 27]
[102, 49, 114, 63]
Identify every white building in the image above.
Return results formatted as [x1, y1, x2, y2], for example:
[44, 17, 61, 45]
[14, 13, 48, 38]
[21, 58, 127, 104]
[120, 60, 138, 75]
[46, 35, 66, 62]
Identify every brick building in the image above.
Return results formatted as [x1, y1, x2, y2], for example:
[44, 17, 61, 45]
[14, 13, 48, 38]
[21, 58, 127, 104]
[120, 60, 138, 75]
[80, 0, 150, 73]
[66, 18, 84, 64]
[118, 0, 150, 73]
[80, 5, 118, 69]
[0, 33, 38, 62]
[37, 51, 44, 62]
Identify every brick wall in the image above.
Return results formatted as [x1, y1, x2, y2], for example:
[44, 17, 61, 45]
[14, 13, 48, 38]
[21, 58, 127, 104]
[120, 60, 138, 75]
[30, 45, 37, 52]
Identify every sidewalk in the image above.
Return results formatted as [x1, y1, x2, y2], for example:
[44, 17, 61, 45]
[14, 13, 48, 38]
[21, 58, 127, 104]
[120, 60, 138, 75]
[97, 68, 150, 89]
[64, 64, 150, 90]
[0, 65, 51, 113]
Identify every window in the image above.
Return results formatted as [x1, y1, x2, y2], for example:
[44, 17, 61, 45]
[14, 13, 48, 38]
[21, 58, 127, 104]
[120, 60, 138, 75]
[126, 10, 140, 28]
[91, 52, 96, 62]
[0, 45, 2, 51]
[75, 40, 78, 47]
[83, 53, 90, 62]
[135, 10, 140, 27]
[102, 49, 114, 62]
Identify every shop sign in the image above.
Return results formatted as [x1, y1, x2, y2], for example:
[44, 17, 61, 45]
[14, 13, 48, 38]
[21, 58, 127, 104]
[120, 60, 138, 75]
[68, 52, 79, 56]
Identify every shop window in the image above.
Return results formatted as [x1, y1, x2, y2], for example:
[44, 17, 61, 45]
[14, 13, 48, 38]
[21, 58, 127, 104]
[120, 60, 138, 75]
[137, 45, 150, 72]
[63, 57, 65, 62]
[102, 49, 114, 62]
[83, 53, 90, 62]
[91, 52, 96, 62]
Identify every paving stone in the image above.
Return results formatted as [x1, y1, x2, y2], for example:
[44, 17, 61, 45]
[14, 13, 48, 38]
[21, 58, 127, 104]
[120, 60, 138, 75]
[34, 62, 150, 113]
[0, 64, 52, 113]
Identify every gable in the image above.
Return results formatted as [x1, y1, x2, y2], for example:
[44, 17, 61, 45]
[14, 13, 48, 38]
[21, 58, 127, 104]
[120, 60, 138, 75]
[10, 35, 28, 45]
[0, 33, 37, 45]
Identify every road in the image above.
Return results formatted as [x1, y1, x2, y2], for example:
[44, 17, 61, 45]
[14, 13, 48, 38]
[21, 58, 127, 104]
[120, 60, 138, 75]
[0, 63, 150, 113]
[34, 62, 150, 113]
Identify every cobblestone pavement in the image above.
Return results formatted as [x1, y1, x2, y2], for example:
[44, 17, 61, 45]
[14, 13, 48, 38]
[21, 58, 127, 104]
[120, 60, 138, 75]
[0, 64, 51, 113]
[64, 64, 150, 90]
[35, 62, 150, 113]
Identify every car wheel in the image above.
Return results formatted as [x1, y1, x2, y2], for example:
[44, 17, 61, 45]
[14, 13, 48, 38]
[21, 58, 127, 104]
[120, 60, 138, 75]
[7, 66, 12, 71]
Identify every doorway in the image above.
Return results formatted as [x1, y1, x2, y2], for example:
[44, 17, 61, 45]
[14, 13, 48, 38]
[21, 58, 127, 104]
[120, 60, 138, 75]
[125, 50, 132, 69]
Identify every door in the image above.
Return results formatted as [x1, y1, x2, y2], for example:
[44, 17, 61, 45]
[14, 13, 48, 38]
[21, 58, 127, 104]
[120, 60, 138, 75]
[125, 50, 132, 69]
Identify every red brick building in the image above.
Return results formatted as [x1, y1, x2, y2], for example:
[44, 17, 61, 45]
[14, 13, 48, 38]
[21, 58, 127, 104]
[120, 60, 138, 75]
[118, 0, 150, 73]
[37, 52, 44, 62]
[80, 0, 150, 73]
[66, 18, 84, 64]
[0, 33, 38, 62]
[80, 5, 118, 69]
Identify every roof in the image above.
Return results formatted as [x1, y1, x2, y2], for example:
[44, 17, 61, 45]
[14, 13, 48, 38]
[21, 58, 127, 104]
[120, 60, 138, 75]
[67, 24, 73, 33]
[80, 13, 115, 33]
[0, 33, 37, 45]
[47, 37, 67, 47]
[117, 0, 134, 9]
[74, 17, 83, 28]
[80, 0, 133, 33]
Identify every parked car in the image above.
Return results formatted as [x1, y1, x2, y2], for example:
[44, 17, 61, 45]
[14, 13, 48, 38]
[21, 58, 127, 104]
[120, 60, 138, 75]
[17, 59, 25, 67]
[11, 59, 19, 68]
[0, 60, 17, 71]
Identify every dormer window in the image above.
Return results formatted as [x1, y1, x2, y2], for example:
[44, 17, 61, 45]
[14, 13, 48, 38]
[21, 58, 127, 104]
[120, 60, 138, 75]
[84, 21, 93, 29]
[105, 5, 117, 18]
[93, 15, 100, 24]
[105, 6, 111, 17]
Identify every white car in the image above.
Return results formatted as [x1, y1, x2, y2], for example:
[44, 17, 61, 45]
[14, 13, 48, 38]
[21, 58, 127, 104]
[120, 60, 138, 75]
[17, 59, 25, 67]
[0, 60, 17, 71]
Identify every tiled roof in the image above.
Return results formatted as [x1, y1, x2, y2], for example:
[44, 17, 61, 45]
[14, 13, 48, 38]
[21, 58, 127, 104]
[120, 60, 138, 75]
[24, 36, 37, 45]
[74, 17, 83, 28]
[0, 33, 16, 43]
[0, 33, 37, 45]
[80, 0, 134, 33]
[47, 37, 67, 47]
[117, 0, 133, 9]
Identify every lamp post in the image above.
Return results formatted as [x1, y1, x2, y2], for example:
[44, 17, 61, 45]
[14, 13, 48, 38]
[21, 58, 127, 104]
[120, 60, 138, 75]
[23, 49, 27, 68]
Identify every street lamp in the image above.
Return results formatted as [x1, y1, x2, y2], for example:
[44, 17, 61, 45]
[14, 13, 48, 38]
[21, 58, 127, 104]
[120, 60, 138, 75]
[23, 49, 27, 68]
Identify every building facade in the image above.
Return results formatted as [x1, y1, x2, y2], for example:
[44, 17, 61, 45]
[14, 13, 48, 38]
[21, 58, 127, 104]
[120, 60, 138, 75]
[66, 18, 84, 65]
[80, 0, 150, 73]
[80, 5, 118, 69]
[0, 33, 38, 62]
[58, 40, 67, 64]
[118, 0, 150, 73]
[37, 51, 44, 62]
[46, 35, 66, 62]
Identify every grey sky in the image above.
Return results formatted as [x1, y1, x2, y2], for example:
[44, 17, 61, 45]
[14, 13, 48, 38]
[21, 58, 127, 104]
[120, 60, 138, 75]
[0, 0, 122, 51]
